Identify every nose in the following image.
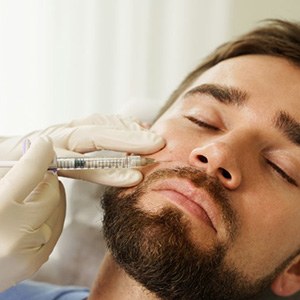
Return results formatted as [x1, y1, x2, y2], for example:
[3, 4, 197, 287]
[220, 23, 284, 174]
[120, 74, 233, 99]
[189, 142, 242, 190]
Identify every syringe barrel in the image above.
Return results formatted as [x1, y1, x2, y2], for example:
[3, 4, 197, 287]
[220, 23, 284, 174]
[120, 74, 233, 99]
[53, 156, 147, 170]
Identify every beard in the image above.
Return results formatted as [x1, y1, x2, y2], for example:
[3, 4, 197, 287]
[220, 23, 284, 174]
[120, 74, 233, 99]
[101, 167, 282, 300]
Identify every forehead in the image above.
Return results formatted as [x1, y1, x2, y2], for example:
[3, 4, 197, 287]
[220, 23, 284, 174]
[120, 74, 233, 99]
[186, 55, 300, 116]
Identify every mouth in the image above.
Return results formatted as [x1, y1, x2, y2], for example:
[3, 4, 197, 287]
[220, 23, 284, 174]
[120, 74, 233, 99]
[151, 179, 219, 233]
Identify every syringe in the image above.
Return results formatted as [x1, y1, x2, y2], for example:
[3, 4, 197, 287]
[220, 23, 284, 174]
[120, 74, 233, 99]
[51, 156, 157, 170]
[0, 156, 158, 170]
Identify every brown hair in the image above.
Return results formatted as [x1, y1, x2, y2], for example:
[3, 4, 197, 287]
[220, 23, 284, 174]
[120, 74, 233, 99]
[156, 19, 300, 119]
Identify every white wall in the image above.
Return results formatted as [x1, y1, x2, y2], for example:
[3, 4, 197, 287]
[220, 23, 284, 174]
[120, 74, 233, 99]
[0, 0, 299, 135]
[229, 0, 300, 36]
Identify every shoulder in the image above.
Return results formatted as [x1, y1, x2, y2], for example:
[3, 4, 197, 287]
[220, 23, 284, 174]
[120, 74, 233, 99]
[0, 280, 89, 300]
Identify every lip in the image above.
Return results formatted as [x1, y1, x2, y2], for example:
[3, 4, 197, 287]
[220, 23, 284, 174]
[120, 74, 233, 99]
[151, 179, 219, 232]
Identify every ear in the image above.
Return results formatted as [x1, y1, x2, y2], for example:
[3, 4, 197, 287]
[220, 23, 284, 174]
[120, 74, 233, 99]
[271, 255, 300, 297]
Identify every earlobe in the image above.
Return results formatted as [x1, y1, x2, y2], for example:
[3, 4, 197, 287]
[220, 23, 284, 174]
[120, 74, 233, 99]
[271, 255, 300, 297]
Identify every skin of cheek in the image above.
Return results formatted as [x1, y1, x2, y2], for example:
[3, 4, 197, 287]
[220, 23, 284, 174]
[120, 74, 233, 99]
[149, 117, 193, 163]
[224, 182, 300, 281]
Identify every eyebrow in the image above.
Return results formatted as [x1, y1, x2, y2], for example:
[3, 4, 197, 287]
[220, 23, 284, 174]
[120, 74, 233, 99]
[183, 83, 249, 106]
[274, 111, 300, 146]
[184, 84, 300, 147]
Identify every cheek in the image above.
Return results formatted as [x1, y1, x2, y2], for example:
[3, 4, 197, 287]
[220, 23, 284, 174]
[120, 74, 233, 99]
[151, 119, 193, 162]
[225, 188, 300, 280]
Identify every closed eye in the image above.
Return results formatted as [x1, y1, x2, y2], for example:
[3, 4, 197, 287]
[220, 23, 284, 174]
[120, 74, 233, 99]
[185, 115, 219, 131]
[267, 160, 298, 186]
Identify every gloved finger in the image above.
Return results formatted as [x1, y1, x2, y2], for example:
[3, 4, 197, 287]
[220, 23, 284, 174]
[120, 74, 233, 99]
[23, 172, 64, 229]
[0, 136, 55, 204]
[58, 168, 143, 187]
[60, 115, 165, 153]
[42, 182, 66, 251]
[42, 180, 66, 236]
[54, 147, 82, 158]
[18, 222, 52, 251]
[15, 206, 65, 281]
[67, 126, 165, 154]
[27, 182, 66, 274]
[68, 114, 139, 127]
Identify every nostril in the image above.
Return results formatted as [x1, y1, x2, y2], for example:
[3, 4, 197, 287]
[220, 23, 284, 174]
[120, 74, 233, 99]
[220, 168, 231, 179]
[198, 155, 208, 163]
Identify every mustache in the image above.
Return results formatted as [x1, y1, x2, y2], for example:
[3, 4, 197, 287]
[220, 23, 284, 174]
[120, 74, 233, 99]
[142, 166, 230, 204]
[136, 166, 238, 241]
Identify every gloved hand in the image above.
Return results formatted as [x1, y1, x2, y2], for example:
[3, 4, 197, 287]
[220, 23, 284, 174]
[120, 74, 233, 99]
[0, 136, 66, 292]
[0, 114, 165, 187]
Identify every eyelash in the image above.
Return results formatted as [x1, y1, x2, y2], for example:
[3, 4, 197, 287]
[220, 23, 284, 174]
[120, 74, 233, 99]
[184, 115, 219, 131]
[266, 160, 297, 186]
[185, 115, 298, 187]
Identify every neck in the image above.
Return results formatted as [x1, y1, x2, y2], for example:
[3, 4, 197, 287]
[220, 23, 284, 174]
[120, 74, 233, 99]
[88, 253, 159, 300]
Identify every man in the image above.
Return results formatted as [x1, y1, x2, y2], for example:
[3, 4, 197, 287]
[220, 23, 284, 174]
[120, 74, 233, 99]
[1, 19, 300, 300]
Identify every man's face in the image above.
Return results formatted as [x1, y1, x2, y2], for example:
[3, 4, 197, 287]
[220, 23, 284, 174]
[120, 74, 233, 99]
[102, 55, 300, 299]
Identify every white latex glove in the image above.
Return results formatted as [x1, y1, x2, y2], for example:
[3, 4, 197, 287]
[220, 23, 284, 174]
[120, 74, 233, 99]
[0, 114, 165, 187]
[0, 136, 66, 292]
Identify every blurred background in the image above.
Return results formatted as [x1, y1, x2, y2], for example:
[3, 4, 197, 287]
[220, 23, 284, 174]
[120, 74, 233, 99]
[0, 0, 299, 135]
